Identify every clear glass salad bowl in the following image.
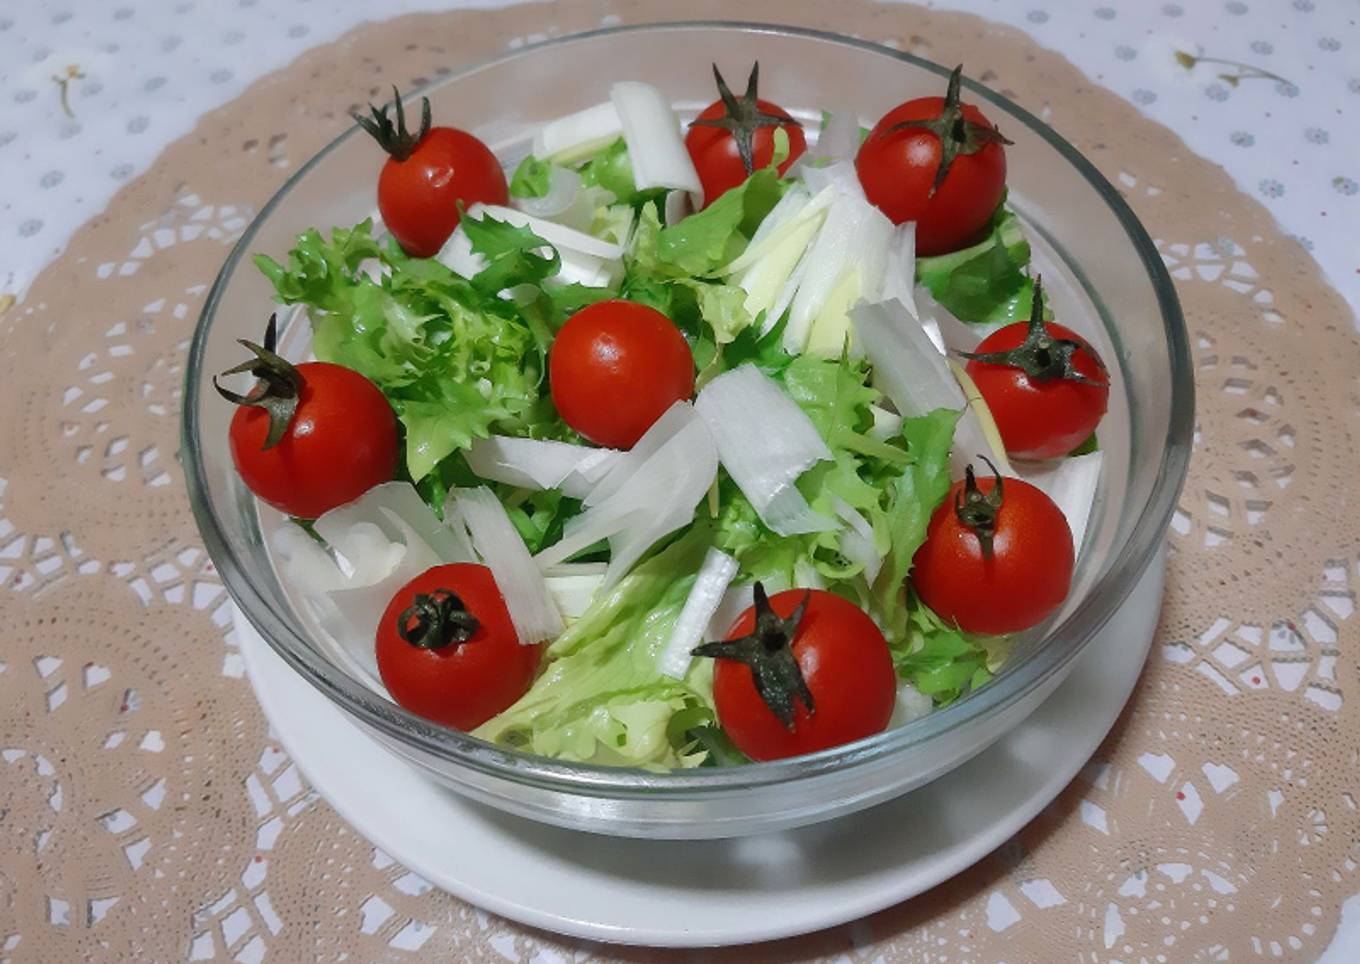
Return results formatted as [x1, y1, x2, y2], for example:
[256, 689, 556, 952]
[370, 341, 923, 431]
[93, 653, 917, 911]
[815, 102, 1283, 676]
[183, 22, 1192, 839]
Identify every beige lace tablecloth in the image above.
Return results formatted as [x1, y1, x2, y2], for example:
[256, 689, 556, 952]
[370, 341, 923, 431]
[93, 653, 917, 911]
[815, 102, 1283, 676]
[1, 1, 1357, 960]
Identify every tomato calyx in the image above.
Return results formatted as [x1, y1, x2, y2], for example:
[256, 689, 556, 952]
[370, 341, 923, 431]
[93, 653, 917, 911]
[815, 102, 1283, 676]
[353, 85, 432, 162]
[691, 582, 815, 731]
[959, 277, 1106, 386]
[884, 64, 1013, 196]
[212, 314, 303, 451]
[396, 587, 481, 650]
[956, 457, 1005, 559]
[689, 62, 803, 176]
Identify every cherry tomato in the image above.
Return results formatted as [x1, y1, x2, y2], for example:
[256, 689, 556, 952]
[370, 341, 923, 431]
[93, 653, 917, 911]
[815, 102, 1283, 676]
[685, 63, 806, 206]
[376, 563, 542, 731]
[549, 300, 695, 449]
[856, 65, 1009, 256]
[963, 279, 1110, 460]
[911, 462, 1074, 636]
[700, 586, 896, 762]
[218, 318, 398, 520]
[356, 89, 508, 258]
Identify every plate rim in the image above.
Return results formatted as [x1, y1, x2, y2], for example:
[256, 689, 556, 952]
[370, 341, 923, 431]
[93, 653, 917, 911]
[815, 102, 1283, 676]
[238, 550, 1163, 947]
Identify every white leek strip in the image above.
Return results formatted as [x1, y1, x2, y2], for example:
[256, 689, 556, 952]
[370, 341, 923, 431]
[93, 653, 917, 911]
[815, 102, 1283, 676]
[694, 365, 835, 536]
[465, 436, 622, 499]
[707, 582, 756, 639]
[810, 108, 860, 163]
[533, 101, 624, 162]
[513, 165, 594, 231]
[851, 300, 1010, 478]
[785, 196, 894, 356]
[658, 548, 739, 679]
[293, 483, 476, 690]
[799, 158, 864, 200]
[315, 481, 473, 568]
[889, 682, 934, 727]
[869, 404, 903, 441]
[544, 568, 606, 624]
[436, 226, 486, 280]
[949, 361, 1014, 477]
[583, 402, 695, 507]
[610, 81, 702, 194]
[273, 525, 386, 693]
[728, 187, 835, 325]
[664, 189, 693, 227]
[470, 203, 625, 261]
[534, 402, 718, 587]
[915, 284, 988, 355]
[1015, 451, 1104, 552]
[449, 487, 563, 644]
[830, 495, 883, 584]
[553, 247, 624, 289]
[873, 223, 918, 318]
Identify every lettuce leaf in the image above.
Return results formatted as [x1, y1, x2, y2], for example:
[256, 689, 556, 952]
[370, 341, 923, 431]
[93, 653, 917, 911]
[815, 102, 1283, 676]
[577, 137, 640, 203]
[509, 155, 552, 198]
[870, 408, 960, 641]
[254, 217, 567, 486]
[473, 525, 718, 769]
[915, 206, 1034, 324]
[892, 594, 998, 704]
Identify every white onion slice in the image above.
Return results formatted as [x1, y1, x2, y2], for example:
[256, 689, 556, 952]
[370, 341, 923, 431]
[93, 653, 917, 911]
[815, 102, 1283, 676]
[448, 487, 563, 645]
[465, 436, 622, 499]
[610, 81, 702, 194]
[534, 402, 718, 587]
[694, 365, 835, 536]
[1015, 451, 1103, 553]
[533, 101, 625, 161]
[658, 548, 739, 679]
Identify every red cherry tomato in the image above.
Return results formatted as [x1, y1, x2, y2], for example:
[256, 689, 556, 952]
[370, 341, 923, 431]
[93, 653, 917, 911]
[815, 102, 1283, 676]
[710, 589, 897, 762]
[965, 317, 1109, 461]
[911, 466, 1074, 636]
[228, 361, 398, 519]
[686, 93, 806, 207]
[358, 91, 508, 258]
[549, 300, 695, 449]
[378, 127, 508, 258]
[376, 564, 541, 731]
[856, 66, 1008, 256]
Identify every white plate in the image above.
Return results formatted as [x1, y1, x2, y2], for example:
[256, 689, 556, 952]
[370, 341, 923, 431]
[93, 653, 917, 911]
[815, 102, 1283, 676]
[239, 549, 1162, 948]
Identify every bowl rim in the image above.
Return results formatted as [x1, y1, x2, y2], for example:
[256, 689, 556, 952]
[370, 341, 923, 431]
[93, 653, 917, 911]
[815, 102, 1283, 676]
[182, 20, 1194, 797]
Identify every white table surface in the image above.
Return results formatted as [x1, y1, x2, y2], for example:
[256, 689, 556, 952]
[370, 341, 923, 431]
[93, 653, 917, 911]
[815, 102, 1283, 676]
[2, 0, 1356, 958]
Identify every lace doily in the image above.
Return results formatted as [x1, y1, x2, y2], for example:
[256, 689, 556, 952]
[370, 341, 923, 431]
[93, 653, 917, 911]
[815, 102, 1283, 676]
[0, 1, 1355, 960]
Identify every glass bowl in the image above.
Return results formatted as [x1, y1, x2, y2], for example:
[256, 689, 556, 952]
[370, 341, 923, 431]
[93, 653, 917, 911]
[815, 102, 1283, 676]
[183, 22, 1192, 839]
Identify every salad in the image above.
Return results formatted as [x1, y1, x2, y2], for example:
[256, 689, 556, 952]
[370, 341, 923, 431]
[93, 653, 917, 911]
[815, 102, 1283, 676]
[217, 64, 1110, 769]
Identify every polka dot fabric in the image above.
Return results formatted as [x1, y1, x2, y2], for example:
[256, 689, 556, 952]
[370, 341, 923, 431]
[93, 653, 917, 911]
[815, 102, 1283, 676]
[0, 1, 1357, 314]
